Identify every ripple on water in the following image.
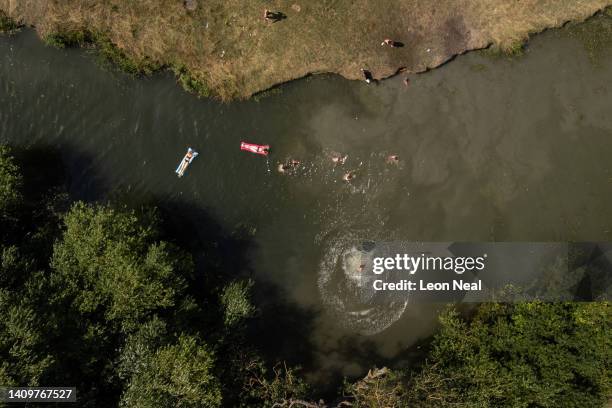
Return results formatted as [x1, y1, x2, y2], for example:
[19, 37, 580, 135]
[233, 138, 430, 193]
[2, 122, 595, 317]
[316, 228, 409, 335]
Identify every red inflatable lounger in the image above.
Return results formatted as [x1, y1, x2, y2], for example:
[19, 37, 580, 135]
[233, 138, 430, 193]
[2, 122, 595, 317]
[240, 141, 270, 156]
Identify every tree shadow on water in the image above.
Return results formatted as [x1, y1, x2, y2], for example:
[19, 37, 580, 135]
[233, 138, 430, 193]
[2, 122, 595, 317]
[111, 192, 319, 373]
[6, 143, 321, 404]
[248, 280, 318, 367]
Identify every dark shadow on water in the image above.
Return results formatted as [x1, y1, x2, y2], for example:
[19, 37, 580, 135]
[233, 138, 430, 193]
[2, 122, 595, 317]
[6, 143, 322, 404]
[107, 189, 321, 365]
[5, 144, 122, 407]
[86, 170, 322, 400]
[5, 144, 441, 402]
[156, 198, 320, 372]
[7, 144, 72, 258]
[248, 281, 318, 365]
[11, 145, 66, 203]
[116, 192, 321, 403]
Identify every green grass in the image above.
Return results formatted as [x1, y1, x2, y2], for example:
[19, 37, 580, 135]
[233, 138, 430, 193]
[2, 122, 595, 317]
[44, 31, 89, 48]
[93, 34, 161, 75]
[173, 65, 211, 98]
[0, 11, 19, 33]
[44, 29, 161, 75]
[44, 26, 213, 98]
[45, 27, 211, 97]
[502, 39, 527, 56]
[481, 38, 528, 59]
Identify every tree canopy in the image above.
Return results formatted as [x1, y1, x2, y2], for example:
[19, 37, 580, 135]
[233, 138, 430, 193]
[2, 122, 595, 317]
[407, 302, 611, 407]
[51, 202, 190, 329]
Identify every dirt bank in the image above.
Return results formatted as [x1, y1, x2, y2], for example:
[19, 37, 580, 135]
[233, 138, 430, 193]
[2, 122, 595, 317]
[1, 1, 611, 100]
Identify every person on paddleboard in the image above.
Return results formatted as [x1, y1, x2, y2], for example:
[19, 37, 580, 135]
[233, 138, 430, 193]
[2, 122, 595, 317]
[184, 150, 194, 162]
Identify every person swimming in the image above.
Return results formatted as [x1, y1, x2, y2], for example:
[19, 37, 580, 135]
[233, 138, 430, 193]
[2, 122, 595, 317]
[386, 154, 399, 164]
[277, 158, 300, 173]
[343, 171, 356, 182]
[331, 153, 347, 165]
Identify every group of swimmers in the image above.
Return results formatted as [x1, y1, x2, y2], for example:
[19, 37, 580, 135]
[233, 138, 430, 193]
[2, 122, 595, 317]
[277, 153, 400, 182]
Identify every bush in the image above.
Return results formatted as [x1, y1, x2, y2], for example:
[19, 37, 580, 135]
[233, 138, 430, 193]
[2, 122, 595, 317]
[120, 335, 222, 408]
[241, 361, 310, 408]
[220, 279, 256, 327]
[0, 11, 20, 33]
[0, 145, 22, 218]
[173, 65, 211, 97]
[51, 202, 191, 329]
[343, 367, 407, 408]
[44, 31, 89, 48]
[92, 33, 161, 75]
[407, 303, 612, 407]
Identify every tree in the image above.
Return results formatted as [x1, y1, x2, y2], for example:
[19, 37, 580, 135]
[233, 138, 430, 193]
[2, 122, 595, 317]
[0, 145, 22, 226]
[51, 202, 191, 330]
[407, 302, 612, 407]
[220, 279, 256, 328]
[342, 367, 407, 408]
[240, 360, 310, 408]
[0, 147, 55, 389]
[119, 334, 222, 408]
[0, 286, 55, 387]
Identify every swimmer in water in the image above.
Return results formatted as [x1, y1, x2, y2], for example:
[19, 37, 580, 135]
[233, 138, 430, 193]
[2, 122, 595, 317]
[386, 154, 400, 164]
[332, 154, 347, 165]
[343, 171, 356, 182]
[278, 159, 300, 174]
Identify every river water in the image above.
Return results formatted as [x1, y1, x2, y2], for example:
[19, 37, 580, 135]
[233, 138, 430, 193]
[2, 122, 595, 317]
[1, 23, 612, 384]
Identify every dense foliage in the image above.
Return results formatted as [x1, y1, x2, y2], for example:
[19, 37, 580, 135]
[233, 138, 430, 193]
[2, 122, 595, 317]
[0, 145, 296, 407]
[0, 144, 610, 407]
[407, 303, 611, 407]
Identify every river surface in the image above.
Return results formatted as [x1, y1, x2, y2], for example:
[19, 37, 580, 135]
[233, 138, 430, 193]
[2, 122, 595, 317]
[1, 22, 612, 384]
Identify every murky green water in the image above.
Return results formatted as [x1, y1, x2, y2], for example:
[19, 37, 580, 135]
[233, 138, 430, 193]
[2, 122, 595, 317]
[1, 22, 611, 383]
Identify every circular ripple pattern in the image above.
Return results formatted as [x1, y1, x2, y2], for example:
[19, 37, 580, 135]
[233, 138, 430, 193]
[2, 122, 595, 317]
[317, 229, 408, 335]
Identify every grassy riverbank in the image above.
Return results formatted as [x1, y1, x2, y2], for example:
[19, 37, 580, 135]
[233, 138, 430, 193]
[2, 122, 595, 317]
[1, 0, 611, 100]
